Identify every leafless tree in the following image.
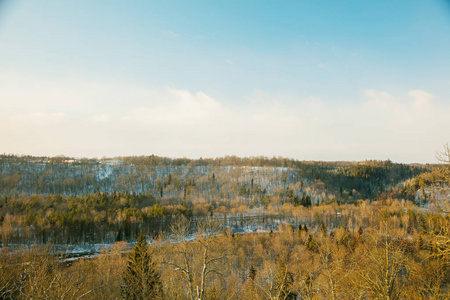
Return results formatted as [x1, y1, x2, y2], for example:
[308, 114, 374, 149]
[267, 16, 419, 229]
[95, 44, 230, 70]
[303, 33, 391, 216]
[433, 143, 450, 211]
[163, 217, 226, 300]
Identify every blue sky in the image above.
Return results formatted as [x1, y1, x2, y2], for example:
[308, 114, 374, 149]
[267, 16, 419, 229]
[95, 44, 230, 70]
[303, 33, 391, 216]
[0, 0, 449, 162]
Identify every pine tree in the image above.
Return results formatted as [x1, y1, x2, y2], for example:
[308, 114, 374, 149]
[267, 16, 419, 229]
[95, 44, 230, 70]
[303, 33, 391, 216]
[303, 224, 308, 233]
[122, 232, 163, 299]
[358, 226, 363, 236]
[418, 235, 424, 250]
[306, 234, 316, 251]
[249, 264, 257, 281]
[320, 220, 327, 236]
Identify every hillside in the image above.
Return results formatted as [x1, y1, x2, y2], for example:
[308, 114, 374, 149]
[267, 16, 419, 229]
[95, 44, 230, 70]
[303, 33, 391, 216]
[0, 154, 429, 204]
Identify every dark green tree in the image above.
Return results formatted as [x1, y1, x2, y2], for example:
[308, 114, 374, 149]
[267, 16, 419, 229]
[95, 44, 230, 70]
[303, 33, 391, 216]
[320, 220, 327, 236]
[122, 232, 163, 299]
[306, 234, 316, 251]
[249, 264, 257, 281]
[303, 224, 308, 233]
[358, 226, 363, 237]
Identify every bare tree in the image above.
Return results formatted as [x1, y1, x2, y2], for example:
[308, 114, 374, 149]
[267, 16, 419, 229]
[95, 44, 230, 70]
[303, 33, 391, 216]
[426, 144, 450, 261]
[316, 236, 351, 300]
[163, 217, 226, 300]
[352, 221, 408, 300]
[433, 143, 450, 211]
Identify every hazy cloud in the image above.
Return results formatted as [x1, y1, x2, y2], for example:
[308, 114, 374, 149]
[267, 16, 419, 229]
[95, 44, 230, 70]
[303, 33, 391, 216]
[0, 75, 448, 162]
[408, 90, 434, 111]
[12, 112, 66, 123]
[93, 113, 111, 122]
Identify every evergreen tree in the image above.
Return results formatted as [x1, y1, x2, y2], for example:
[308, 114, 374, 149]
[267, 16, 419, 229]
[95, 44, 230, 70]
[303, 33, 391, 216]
[249, 264, 257, 281]
[320, 220, 327, 236]
[418, 235, 424, 250]
[303, 224, 308, 233]
[122, 232, 163, 299]
[306, 234, 316, 251]
[358, 226, 363, 236]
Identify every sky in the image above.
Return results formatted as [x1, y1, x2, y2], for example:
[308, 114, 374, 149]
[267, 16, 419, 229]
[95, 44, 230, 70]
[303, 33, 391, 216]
[0, 0, 449, 163]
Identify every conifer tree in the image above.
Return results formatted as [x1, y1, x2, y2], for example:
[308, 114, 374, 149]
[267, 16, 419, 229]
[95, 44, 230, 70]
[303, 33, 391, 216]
[122, 232, 163, 299]
[249, 264, 257, 281]
[307, 234, 316, 251]
[320, 220, 327, 236]
[357, 226, 363, 236]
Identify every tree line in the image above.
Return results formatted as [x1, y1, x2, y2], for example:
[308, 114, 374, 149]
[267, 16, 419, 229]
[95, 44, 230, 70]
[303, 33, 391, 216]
[0, 155, 429, 204]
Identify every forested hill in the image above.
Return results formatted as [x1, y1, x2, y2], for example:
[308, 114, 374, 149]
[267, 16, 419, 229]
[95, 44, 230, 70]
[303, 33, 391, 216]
[0, 154, 430, 204]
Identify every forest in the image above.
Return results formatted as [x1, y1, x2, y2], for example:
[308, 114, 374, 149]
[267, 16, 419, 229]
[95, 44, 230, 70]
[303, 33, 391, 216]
[0, 152, 449, 299]
[0, 154, 433, 245]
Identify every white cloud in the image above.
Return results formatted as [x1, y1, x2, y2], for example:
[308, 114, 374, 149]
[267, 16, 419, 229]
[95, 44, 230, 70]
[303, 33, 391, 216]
[0, 73, 449, 163]
[93, 113, 111, 122]
[363, 89, 399, 111]
[408, 89, 434, 111]
[122, 88, 224, 127]
[362, 88, 439, 125]
[12, 112, 66, 123]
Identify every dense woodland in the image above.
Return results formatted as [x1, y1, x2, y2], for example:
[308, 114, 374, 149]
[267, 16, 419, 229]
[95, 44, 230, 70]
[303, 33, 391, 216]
[0, 154, 428, 201]
[0, 152, 449, 299]
[0, 154, 433, 245]
[2, 201, 450, 299]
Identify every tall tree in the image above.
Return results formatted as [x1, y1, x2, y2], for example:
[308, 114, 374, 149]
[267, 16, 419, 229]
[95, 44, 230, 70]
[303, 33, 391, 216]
[433, 143, 450, 211]
[122, 232, 163, 299]
[163, 217, 226, 300]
